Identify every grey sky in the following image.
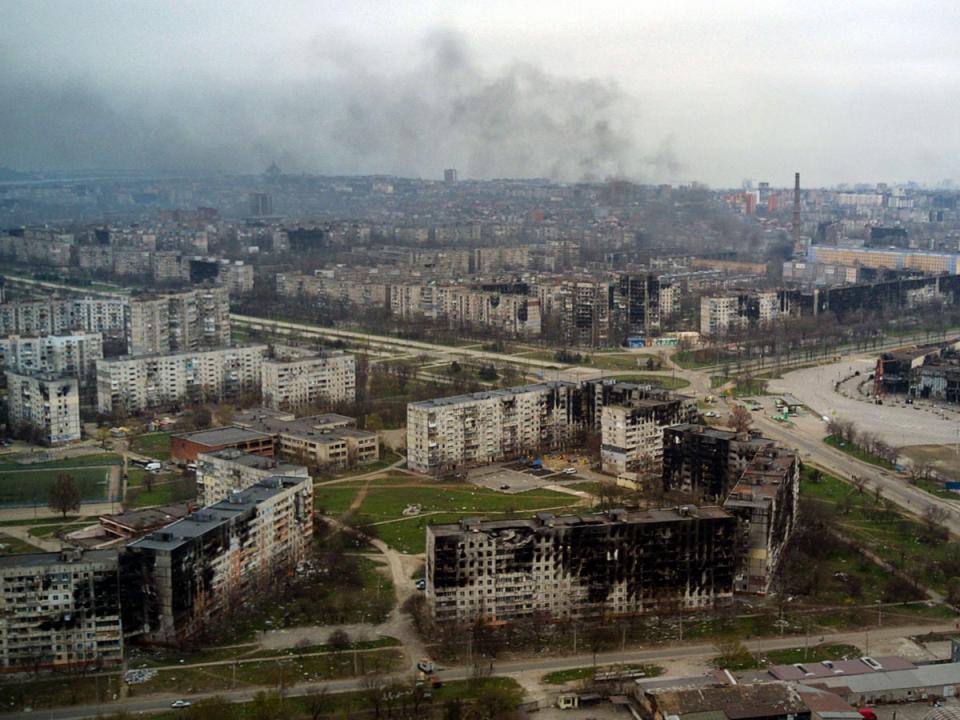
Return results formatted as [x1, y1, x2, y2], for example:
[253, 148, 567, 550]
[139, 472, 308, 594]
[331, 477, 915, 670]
[2, 0, 958, 186]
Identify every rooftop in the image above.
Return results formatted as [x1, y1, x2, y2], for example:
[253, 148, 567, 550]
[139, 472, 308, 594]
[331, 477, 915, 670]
[173, 425, 273, 447]
[0, 548, 118, 569]
[410, 380, 579, 408]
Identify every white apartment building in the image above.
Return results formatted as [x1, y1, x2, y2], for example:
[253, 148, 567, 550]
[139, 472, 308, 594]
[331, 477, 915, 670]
[0, 332, 103, 387]
[407, 382, 584, 474]
[260, 351, 356, 410]
[96, 344, 267, 415]
[195, 449, 309, 506]
[129, 286, 231, 356]
[0, 549, 123, 671]
[0, 297, 128, 341]
[6, 371, 81, 445]
[700, 292, 779, 336]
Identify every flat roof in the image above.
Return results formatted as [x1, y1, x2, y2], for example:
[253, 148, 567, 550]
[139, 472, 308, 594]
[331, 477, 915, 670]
[0, 549, 118, 569]
[130, 475, 309, 552]
[173, 426, 273, 447]
[200, 449, 305, 473]
[410, 380, 579, 408]
[429, 506, 731, 538]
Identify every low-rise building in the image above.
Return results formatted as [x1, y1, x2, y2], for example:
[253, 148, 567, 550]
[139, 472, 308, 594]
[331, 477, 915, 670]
[426, 507, 737, 623]
[170, 426, 275, 462]
[5, 370, 81, 445]
[233, 408, 379, 469]
[0, 549, 123, 671]
[196, 449, 309, 506]
[122, 475, 313, 644]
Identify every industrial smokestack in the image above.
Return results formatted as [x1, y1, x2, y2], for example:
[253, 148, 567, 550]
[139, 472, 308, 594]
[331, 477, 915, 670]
[792, 172, 802, 255]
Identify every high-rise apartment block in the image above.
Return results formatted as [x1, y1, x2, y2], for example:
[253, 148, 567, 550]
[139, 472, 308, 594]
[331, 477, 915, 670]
[96, 344, 267, 415]
[6, 371, 81, 444]
[123, 475, 313, 644]
[0, 550, 123, 671]
[600, 397, 697, 475]
[699, 292, 780, 336]
[129, 286, 231, 355]
[260, 350, 356, 410]
[195, 448, 309, 506]
[427, 507, 737, 623]
[0, 332, 103, 389]
[0, 297, 128, 349]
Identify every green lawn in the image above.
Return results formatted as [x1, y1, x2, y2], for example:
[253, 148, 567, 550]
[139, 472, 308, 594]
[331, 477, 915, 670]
[801, 466, 954, 594]
[589, 354, 656, 371]
[130, 432, 172, 460]
[0, 467, 111, 505]
[0, 532, 45, 554]
[824, 435, 895, 470]
[317, 480, 582, 553]
[334, 450, 402, 477]
[0, 452, 121, 470]
[126, 476, 195, 508]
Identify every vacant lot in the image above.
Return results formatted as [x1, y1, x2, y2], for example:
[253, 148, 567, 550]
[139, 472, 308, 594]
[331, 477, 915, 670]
[900, 444, 960, 481]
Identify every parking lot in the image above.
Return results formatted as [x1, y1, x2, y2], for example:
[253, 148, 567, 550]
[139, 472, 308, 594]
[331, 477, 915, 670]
[468, 463, 580, 494]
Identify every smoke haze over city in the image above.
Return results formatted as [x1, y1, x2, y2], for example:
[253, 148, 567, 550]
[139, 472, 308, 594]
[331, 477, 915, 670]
[2, 0, 959, 186]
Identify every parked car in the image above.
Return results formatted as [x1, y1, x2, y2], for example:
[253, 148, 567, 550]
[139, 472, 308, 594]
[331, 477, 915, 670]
[415, 579, 426, 591]
[171, 700, 192, 709]
[562, 467, 577, 475]
[145, 462, 162, 472]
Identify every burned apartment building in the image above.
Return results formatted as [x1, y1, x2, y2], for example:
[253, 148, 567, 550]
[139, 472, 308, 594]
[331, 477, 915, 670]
[0, 549, 123, 671]
[195, 449, 310, 505]
[426, 507, 738, 623]
[122, 475, 313, 645]
[662, 424, 775, 501]
[600, 395, 698, 475]
[722, 445, 800, 594]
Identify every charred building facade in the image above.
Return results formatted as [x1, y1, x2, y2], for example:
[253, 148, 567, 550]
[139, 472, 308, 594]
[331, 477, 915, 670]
[426, 507, 737, 623]
[0, 549, 122, 672]
[662, 424, 775, 501]
[723, 446, 800, 594]
[600, 397, 698, 475]
[122, 475, 313, 645]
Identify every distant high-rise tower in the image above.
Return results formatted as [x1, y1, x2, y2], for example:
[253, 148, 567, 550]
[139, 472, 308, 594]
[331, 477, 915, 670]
[791, 173, 802, 255]
[444, 168, 458, 184]
[249, 192, 273, 217]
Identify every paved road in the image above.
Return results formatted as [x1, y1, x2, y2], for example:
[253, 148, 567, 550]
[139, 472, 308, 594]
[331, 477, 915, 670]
[7, 622, 955, 720]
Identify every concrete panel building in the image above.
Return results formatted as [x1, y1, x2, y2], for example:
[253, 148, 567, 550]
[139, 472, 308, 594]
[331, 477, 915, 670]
[195, 449, 309, 506]
[129, 287, 231, 356]
[0, 297, 128, 350]
[407, 382, 586, 474]
[426, 507, 737, 623]
[0, 549, 123, 671]
[122, 475, 313, 644]
[0, 332, 103, 390]
[96, 344, 267, 415]
[600, 397, 698, 475]
[261, 350, 356, 411]
[723, 445, 800, 594]
[170, 426, 275, 463]
[6, 371, 81, 445]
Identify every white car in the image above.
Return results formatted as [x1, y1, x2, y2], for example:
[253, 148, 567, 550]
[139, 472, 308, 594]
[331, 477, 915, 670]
[145, 462, 162, 472]
[562, 468, 577, 475]
[171, 700, 192, 709]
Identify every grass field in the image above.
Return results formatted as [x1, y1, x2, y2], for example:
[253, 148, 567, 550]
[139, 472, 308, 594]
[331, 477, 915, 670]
[800, 466, 954, 595]
[0, 452, 121, 470]
[126, 475, 195, 508]
[823, 435, 895, 470]
[588, 353, 657, 371]
[317, 479, 583, 553]
[758, 643, 860, 666]
[542, 663, 662, 685]
[0, 466, 112, 505]
[130, 432, 172, 460]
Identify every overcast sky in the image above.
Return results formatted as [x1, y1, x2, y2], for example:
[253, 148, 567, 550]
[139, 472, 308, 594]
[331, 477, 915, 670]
[2, 0, 958, 187]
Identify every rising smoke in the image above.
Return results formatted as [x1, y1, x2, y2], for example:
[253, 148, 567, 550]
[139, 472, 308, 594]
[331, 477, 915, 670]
[0, 31, 682, 182]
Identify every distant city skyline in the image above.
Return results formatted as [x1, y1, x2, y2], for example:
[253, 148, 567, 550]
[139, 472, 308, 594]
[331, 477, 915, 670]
[2, 1, 959, 187]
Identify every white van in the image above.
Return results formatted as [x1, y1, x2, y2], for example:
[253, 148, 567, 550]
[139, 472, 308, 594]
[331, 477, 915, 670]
[145, 462, 162, 472]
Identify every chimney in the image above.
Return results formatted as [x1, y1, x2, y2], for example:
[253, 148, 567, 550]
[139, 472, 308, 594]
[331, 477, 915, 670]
[792, 172, 802, 255]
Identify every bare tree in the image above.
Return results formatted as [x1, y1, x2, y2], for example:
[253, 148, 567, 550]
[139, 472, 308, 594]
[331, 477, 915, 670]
[728, 405, 752, 434]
